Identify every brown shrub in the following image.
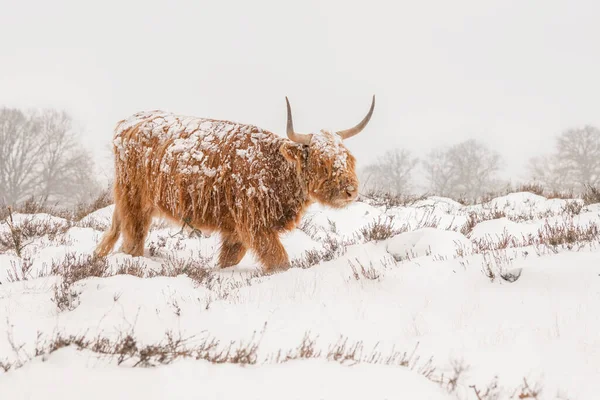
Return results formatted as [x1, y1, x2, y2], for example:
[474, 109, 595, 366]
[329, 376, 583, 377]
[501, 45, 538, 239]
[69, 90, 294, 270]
[545, 188, 574, 200]
[561, 200, 583, 216]
[461, 208, 507, 236]
[515, 183, 545, 196]
[149, 253, 214, 286]
[470, 220, 600, 256]
[583, 185, 600, 205]
[0, 327, 551, 398]
[510, 378, 542, 399]
[72, 187, 114, 221]
[348, 259, 381, 281]
[537, 220, 599, 248]
[5, 257, 34, 282]
[469, 376, 500, 400]
[50, 253, 111, 311]
[51, 253, 111, 283]
[114, 258, 147, 278]
[291, 235, 355, 269]
[0, 207, 70, 256]
[360, 190, 429, 210]
[360, 216, 403, 242]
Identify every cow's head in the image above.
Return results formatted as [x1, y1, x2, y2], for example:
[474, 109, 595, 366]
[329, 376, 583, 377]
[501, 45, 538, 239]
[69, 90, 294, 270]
[280, 96, 375, 208]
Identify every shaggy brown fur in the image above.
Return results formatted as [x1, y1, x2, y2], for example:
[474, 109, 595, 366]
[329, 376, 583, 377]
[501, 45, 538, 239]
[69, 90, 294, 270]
[96, 108, 366, 273]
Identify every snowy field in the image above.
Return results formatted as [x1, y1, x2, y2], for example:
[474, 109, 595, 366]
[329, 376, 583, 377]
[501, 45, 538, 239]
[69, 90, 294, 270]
[1, 192, 599, 399]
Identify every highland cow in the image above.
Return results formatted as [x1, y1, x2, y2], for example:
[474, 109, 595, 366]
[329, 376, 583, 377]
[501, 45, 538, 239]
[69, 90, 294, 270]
[95, 96, 375, 273]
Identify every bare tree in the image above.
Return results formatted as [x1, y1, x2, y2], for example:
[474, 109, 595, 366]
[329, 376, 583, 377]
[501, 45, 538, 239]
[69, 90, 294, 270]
[556, 125, 600, 191]
[422, 147, 453, 197]
[556, 126, 600, 188]
[360, 148, 419, 195]
[0, 107, 99, 207]
[0, 108, 43, 205]
[527, 154, 570, 193]
[423, 139, 503, 200]
[528, 125, 600, 193]
[36, 109, 99, 204]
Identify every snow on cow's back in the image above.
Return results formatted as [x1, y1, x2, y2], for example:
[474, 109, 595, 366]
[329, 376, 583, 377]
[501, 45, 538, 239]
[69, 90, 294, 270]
[114, 110, 272, 142]
[111, 110, 282, 170]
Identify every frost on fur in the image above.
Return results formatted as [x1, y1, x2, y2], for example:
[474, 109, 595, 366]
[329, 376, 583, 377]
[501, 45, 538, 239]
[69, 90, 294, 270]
[96, 97, 375, 272]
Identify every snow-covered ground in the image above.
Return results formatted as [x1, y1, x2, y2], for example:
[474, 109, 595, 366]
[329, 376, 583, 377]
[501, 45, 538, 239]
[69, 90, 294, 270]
[1, 192, 600, 399]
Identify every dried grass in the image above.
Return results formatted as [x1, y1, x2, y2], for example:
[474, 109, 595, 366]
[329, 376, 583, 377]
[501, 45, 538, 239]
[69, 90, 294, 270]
[291, 234, 355, 269]
[360, 216, 403, 242]
[0, 207, 71, 256]
[348, 259, 381, 281]
[50, 253, 111, 311]
[583, 185, 600, 205]
[359, 190, 429, 210]
[72, 187, 114, 221]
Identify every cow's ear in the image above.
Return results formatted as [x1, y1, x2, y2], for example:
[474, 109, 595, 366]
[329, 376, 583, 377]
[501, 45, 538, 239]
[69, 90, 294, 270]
[280, 142, 306, 165]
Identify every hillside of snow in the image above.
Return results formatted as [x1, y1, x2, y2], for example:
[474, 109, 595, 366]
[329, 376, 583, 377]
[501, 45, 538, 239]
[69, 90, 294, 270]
[1, 192, 600, 399]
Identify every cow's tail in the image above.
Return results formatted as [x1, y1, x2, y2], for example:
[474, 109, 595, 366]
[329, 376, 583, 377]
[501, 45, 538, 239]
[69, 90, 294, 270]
[95, 206, 121, 257]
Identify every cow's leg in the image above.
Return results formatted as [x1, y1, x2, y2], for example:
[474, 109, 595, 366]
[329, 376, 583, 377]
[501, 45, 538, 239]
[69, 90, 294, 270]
[95, 205, 122, 257]
[120, 211, 152, 257]
[250, 230, 290, 273]
[217, 231, 247, 268]
[118, 186, 153, 257]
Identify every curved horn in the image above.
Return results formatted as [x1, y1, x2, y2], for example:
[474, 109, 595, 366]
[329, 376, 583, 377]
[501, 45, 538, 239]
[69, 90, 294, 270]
[285, 97, 312, 145]
[336, 95, 375, 140]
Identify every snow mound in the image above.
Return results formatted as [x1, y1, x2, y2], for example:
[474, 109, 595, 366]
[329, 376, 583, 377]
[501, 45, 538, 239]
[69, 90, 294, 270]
[0, 212, 69, 235]
[2, 194, 600, 398]
[474, 192, 583, 218]
[302, 201, 384, 239]
[0, 348, 451, 400]
[468, 217, 539, 242]
[385, 227, 470, 259]
[78, 204, 115, 230]
[411, 196, 465, 213]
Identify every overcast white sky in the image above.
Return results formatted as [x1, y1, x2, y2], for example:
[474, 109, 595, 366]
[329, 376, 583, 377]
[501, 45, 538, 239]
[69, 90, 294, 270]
[1, 0, 599, 183]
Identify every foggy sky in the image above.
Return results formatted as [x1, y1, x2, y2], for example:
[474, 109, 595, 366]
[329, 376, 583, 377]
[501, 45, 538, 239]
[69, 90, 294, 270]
[2, 0, 599, 185]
